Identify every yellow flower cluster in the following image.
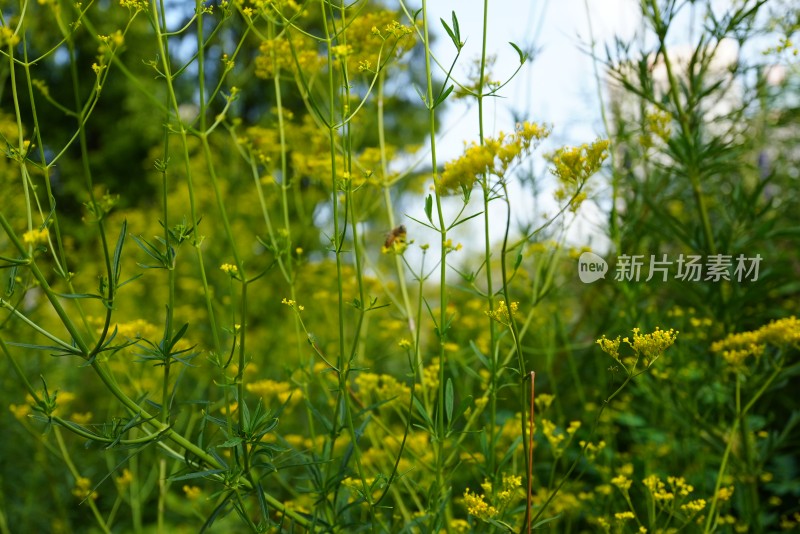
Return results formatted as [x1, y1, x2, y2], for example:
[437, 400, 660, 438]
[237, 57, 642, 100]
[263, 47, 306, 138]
[485, 300, 519, 325]
[119, 0, 146, 11]
[611, 475, 633, 491]
[255, 33, 323, 79]
[72, 477, 97, 501]
[597, 327, 678, 371]
[22, 227, 49, 246]
[534, 392, 555, 411]
[579, 439, 606, 460]
[183, 485, 202, 500]
[639, 107, 672, 149]
[281, 297, 304, 311]
[9, 403, 31, 420]
[0, 26, 20, 48]
[246, 378, 302, 405]
[438, 122, 550, 194]
[541, 419, 580, 458]
[113, 318, 159, 340]
[711, 316, 800, 368]
[681, 498, 707, 513]
[716, 485, 734, 502]
[629, 327, 679, 366]
[463, 474, 521, 523]
[116, 469, 133, 487]
[220, 263, 239, 276]
[423, 358, 440, 391]
[667, 476, 694, 497]
[548, 139, 609, 209]
[341, 11, 416, 71]
[643, 474, 674, 501]
[354, 372, 411, 406]
[463, 488, 498, 521]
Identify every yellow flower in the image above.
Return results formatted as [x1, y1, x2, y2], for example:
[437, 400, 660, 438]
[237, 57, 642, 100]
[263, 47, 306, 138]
[485, 300, 519, 325]
[597, 327, 677, 369]
[438, 122, 550, 194]
[611, 475, 632, 491]
[281, 297, 305, 311]
[220, 263, 239, 276]
[596, 335, 621, 359]
[711, 316, 800, 369]
[72, 477, 97, 500]
[71, 412, 93, 425]
[716, 486, 734, 502]
[681, 499, 707, 513]
[9, 403, 31, 420]
[463, 488, 498, 521]
[183, 485, 202, 500]
[548, 139, 609, 209]
[116, 468, 133, 487]
[0, 27, 20, 47]
[22, 227, 49, 246]
[534, 393, 555, 411]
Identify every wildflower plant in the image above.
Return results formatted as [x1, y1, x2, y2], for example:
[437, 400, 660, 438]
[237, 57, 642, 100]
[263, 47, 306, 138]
[0, 0, 797, 532]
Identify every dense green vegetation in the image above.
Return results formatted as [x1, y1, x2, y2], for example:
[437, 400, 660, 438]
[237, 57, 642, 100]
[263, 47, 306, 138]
[0, 0, 798, 532]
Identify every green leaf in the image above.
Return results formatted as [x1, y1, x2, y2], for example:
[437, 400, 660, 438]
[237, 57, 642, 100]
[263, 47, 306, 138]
[218, 436, 244, 448]
[412, 395, 434, 431]
[433, 84, 454, 109]
[509, 41, 527, 64]
[424, 194, 433, 223]
[112, 219, 127, 287]
[440, 12, 463, 51]
[168, 468, 226, 482]
[451, 11, 461, 45]
[532, 514, 563, 529]
[445, 378, 454, 425]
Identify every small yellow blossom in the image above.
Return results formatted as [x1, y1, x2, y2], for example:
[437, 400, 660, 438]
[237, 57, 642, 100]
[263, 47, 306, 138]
[22, 227, 49, 246]
[711, 316, 800, 369]
[534, 393, 555, 411]
[548, 139, 609, 209]
[681, 499, 707, 513]
[9, 403, 31, 419]
[597, 327, 677, 370]
[72, 477, 97, 500]
[463, 488, 498, 521]
[220, 263, 239, 276]
[485, 300, 519, 325]
[183, 485, 202, 500]
[716, 486, 734, 502]
[643, 474, 674, 501]
[281, 297, 305, 311]
[115, 468, 133, 487]
[0, 27, 20, 47]
[438, 122, 550, 194]
[611, 475, 633, 491]
[566, 420, 581, 435]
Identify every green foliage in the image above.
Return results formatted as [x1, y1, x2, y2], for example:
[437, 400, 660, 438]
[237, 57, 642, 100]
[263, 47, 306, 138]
[0, 0, 799, 533]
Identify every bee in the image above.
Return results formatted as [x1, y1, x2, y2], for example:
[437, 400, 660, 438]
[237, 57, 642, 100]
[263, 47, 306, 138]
[383, 225, 407, 252]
